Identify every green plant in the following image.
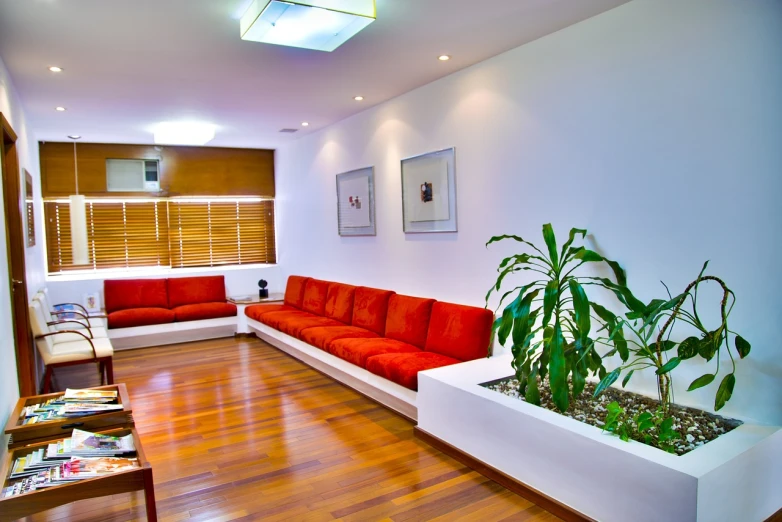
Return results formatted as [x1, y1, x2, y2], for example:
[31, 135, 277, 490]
[594, 261, 751, 415]
[603, 401, 681, 453]
[485, 224, 629, 412]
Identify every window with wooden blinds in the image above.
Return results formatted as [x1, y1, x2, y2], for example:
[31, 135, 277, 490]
[45, 200, 170, 273]
[168, 199, 276, 268]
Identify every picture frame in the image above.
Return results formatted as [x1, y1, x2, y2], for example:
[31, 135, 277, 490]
[401, 147, 457, 233]
[83, 293, 101, 314]
[336, 166, 376, 236]
[24, 169, 35, 247]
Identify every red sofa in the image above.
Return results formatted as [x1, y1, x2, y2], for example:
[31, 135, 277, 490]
[245, 276, 493, 391]
[104, 276, 237, 329]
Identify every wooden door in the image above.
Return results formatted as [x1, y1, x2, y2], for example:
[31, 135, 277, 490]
[0, 113, 35, 396]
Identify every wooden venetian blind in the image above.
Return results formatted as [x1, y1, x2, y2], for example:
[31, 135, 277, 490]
[168, 199, 276, 268]
[45, 200, 170, 273]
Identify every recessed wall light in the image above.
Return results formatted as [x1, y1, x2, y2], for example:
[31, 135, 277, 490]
[301, 122, 310, 127]
[438, 55, 451, 61]
[55, 106, 67, 112]
[354, 96, 364, 101]
[67, 135, 81, 140]
[48, 66, 63, 73]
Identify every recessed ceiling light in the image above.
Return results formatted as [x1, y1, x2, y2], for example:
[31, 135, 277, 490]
[438, 55, 451, 61]
[354, 96, 364, 101]
[48, 66, 63, 73]
[55, 106, 67, 111]
[67, 135, 81, 140]
[301, 122, 310, 127]
[153, 122, 216, 146]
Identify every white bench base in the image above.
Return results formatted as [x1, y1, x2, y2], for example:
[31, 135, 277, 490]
[108, 317, 237, 350]
[247, 318, 418, 420]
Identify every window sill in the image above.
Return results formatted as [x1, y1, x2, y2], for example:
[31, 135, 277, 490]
[45, 264, 278, 282]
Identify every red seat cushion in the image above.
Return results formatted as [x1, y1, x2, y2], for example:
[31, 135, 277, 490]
[245, 304, 297, 322]
[107, 307, 175, 329]
[104, 279, 168, 313]
[257, 310, 312, 330]
[284, 276, 310, 308]
[384, 295, 435, 348]
[173, 302, 237, 322]
[352, 287, 395, 335]
[299, 326, 379, 351]
[301, 279, 330, 316]
[167, 276, 227, 308]
[425, 302, 494, 361]
[365, 352, 461, 391]
[329, 338, 421, 368]
[324, 283, 356, 324]
[278, 316, 344, 338]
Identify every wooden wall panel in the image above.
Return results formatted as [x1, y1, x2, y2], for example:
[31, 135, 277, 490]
[39, 142, 275, 198]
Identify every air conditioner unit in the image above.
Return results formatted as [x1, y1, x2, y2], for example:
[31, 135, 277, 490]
[106, 159, 160, 192]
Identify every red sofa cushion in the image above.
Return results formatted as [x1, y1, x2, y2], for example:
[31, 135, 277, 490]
[352, 287, 394, 335]
[167, 276, 226, 308]
[365, 352, 461, 390]
[277, 315, 344, 338]
[284, 275, 310, 308]
[301, 279, 330, 316]
[425, 302, 494, 361]
[324, 283, 356, 324]
[245, 304, 297, 322]
[299, 326, 379, 351]
[107, 307, 175, 329]
[257, 310, 311, 330]
[173, 302, 237, 322]
[104, 279, 168, 313]
[384, 295, 435, 348]
[329, 338, 421, 368]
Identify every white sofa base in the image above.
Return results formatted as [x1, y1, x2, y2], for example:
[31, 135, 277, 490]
[247, 318, 418, 420]
[108, 316, 237, 350]
[418, 354, 782, 522]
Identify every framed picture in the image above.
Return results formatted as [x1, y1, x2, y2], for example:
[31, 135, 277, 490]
[24, 169, 35, 247]
[401, 147, 457, 233]
[84, 293, 101, 313]
[336, 166, 376, 236]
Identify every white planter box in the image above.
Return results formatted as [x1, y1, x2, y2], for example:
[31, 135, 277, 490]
[417, 354, 782, 522]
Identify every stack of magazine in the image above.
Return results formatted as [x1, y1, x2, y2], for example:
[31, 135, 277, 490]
[18, 388, 122, 425]
[2, 429, 138, 498]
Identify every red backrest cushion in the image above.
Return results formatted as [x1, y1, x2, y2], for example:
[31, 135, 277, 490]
[284, 275, 310, 308]
[301, 279, 331, 316]
[324, 282, 356, 324]
[167, 276, 226, 308]
[384, 295, 436, 348]
[352, 287, 395, 335]
[425, 302, 494, 361]
[104, 279, 169, 313]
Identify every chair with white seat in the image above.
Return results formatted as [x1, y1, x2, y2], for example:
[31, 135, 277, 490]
[34, 292, 110, 339]
[37, 288, 107, 330]
[29, 299, 115, 394]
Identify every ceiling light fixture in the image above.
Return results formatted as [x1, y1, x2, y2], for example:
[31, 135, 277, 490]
[67, 135, 81, 140]
[438, 55, 451, 61]
[153, 122, 216, 146]
[55, 106, 67, 111]
[354, 96, 364, 101]
[48, 66, 63, 73]
[301, 122, 310, 127]
[240, 0, 376, 52]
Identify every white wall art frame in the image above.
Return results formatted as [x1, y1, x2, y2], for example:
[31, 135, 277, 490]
[336, 166, 376, 236]
[401, 147, 457, 233]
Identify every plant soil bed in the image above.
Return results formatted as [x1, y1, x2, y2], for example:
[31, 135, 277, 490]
[482, 376, 742, 455]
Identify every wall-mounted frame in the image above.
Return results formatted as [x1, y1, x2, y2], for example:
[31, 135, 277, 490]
[401, 147, 457, 233]
[336, 166, 376, 236]
[24, 169, 35, 247]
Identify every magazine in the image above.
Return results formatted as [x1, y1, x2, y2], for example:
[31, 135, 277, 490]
[70, 429, 136, 455]
[63, 388, 118, 401]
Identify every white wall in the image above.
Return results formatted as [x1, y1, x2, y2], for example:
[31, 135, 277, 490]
[0, 55, 44, 458]
[275, 0, 782, 424]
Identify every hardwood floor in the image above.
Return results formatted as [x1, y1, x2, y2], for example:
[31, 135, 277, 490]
[22, 337, 562, 522]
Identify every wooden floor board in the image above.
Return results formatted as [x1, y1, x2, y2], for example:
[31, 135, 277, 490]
[20, 337, 561, 521]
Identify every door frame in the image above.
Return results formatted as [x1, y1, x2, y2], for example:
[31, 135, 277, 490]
[1, 112, 35, 397]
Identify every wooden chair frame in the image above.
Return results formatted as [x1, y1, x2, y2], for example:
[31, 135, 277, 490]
[35, 328, 114, 394]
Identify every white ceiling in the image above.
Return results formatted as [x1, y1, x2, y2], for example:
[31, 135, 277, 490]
[0, 0, 628, 149]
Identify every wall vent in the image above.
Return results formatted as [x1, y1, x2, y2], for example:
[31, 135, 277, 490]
[279, 128, 299, 133]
